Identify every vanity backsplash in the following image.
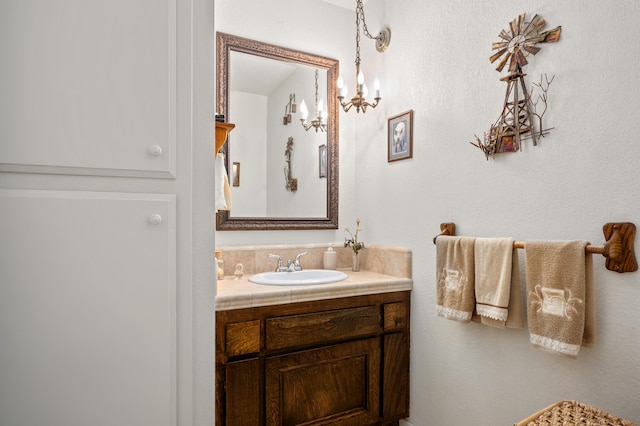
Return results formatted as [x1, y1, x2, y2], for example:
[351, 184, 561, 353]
[216, 243, 412, 279]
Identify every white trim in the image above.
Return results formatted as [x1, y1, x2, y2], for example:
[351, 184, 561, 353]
[437, 305, 472, 322]
[530, 333, 581, 357]
[476, 305, 508, 321]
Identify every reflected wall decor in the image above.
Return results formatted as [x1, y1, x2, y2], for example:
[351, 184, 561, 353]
[319, 144, 327, 178]
[232, 162, 240, 187]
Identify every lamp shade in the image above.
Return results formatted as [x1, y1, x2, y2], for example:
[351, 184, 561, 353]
[299, 99, 309, 120]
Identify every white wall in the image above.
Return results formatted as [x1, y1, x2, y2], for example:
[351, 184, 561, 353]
[217, 0, 640, 425]
[358, 0, 640, 424]
[230, 91, 268, 216]
[228, 68, 328, 218]
[266, 66, 328, 218]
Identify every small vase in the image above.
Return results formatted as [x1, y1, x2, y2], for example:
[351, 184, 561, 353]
[352, 252, 360, 272]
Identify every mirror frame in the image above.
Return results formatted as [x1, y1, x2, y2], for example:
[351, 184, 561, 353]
[216, 32, 339, 230]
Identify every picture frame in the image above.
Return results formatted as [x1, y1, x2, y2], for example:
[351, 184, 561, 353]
[318, 144, 327, 178]
[387, 109, 413, 162]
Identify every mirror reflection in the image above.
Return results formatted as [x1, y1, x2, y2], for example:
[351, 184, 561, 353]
[216, 32, 339, 230]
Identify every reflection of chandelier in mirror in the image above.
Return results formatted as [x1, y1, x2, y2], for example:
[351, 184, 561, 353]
[300, 69, 327, 132]
[337, 0, 390, 113]
[282, 93, 297, 125]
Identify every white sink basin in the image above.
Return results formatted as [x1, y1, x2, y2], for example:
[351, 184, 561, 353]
[249, 269, 348, 286]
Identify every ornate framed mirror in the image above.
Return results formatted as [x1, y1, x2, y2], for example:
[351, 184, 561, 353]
[216, 32, 339, 230]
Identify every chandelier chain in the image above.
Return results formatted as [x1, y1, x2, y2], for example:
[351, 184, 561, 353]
[356, 0, 377, 40]
[355, 2, 361, 69]
[355, 0, 378, 70]
[314, 69, 319, 115]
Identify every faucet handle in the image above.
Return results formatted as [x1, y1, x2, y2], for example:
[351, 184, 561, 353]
[293, 252, 307, 270]
[268, 254, 285, 272]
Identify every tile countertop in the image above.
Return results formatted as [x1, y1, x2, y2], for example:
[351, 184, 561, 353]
[215, 269, 413, 311]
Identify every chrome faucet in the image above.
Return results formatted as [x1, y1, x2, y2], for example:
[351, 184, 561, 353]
[269, 252, 307, 272]
[268, 254, 288, 272]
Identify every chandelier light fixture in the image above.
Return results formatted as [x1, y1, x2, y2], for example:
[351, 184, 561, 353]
[337, 0, 391, 113]
[300, 69, 327, 132]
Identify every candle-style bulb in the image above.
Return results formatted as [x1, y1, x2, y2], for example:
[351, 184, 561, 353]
[300, 100, 309, 120]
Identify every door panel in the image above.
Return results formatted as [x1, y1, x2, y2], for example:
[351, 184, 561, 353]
[265, 338, 380, 426]
[0, 189, 176, 426]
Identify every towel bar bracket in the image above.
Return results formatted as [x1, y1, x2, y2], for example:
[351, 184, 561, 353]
[602, 222, 637, 273]
[433, 221, 637, 273]
[433, 223, 456, 244]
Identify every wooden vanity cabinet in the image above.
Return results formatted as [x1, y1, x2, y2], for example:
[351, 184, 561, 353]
[216, 291, 410, 426]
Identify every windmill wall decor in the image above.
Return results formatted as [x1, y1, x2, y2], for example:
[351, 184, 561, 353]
[471, 13, 561, 160]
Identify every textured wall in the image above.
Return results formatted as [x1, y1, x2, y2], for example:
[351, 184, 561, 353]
[357, 0, 640, 424]
[215, 0, 640, 424]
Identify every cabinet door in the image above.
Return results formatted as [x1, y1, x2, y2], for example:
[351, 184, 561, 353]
[265, 338, 380, 426]
[0, 0, 176, 179]
[224, 358, 261, 426]
[383, 332, 409, 420]
[0, 190, 176, 426]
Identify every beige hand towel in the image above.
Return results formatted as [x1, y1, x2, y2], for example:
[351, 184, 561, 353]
[473, 248, 524, 329]
[474, 237, 514, 322]
[525, 240, 595, 357]
[436, 236, 476, 322]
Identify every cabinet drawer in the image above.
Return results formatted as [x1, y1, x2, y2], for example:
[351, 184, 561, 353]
[384, 301, 408, 331]
[226, 320, 261, 357]
[266, 306, 381, 351]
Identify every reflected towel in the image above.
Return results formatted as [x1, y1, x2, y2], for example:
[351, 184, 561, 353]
[436, 236, 476, 322]
[215, 153, 232, 211]
[474, 237, 513, 321]
[525, 240, 595, 357]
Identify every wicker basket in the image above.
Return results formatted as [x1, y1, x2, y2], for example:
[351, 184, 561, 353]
[514, 400, 637, 426]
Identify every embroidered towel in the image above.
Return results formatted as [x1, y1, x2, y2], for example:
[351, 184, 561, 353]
[474, 237, 514, 322]
[436, 236, 476, 322]
[525, 240, 595, 357]
[473, 248, 524, 329]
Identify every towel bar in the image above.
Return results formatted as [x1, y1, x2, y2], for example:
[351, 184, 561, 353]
[433, 222, 637, 273]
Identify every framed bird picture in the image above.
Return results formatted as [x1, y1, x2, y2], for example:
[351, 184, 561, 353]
[388, 110, 413, 162]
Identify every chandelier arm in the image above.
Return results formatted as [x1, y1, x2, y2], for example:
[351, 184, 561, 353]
[340, 100, 354, 113]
